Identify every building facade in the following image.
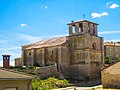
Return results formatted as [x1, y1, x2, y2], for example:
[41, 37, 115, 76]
[21, 20, 104, 80]
[15, 58, 22, 66]
[104, 42, 120, 62]
[0, 68, 33, 90]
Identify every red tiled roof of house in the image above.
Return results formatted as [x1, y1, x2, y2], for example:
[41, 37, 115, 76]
[104, 42, 120, 46]
[103, 62, 120, 74]
[0, 68, 33, 80]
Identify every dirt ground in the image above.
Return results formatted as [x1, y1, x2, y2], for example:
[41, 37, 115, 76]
[53, 79, 120, 90]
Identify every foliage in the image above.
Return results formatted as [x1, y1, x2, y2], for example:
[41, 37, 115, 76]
[117, 57, 120, 62]
[74, 88, 77, 90]
[27, 72, 37, 75]
[32, 77, 69, 90]
[91, 88, 95, 90]
[104, 56, 111, 64]
[9, 66, 25, 69]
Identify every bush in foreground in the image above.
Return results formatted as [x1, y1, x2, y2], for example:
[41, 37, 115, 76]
[32, 77, 69, 90]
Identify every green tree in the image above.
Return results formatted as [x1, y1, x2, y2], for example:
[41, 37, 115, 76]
[117, 57, 120, 62]
[104, 56, 111, 64]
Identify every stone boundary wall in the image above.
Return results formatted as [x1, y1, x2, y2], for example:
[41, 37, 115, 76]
[12, 65, 59, 79]
[36, 65, 59, 79]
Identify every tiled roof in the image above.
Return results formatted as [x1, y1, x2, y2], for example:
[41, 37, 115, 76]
[103, 62, 120, 74]
[22, 36, 68, 50]
[0, 68, 33, 80]
[104, 42, 120, 46]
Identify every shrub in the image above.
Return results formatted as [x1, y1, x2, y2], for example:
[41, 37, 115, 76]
[32, 77, 69, 90]
[117, 57, 120, 61]
[104, 56, 111, 64]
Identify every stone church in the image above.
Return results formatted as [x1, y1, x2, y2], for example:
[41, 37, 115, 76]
[21, 19, 104, 80]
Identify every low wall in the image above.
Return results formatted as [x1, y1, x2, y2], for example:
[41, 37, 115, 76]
[12, 65, 59, 79]
[36, 65, 59, 79]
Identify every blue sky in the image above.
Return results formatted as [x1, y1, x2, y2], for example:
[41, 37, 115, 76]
[0, 0, 120, 66]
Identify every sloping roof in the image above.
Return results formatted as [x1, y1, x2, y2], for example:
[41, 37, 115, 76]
[23, 36, 68, 50]
[103, 62, 120, 74]
[104, 42, 120, 46]
[0, 68, 33, 80]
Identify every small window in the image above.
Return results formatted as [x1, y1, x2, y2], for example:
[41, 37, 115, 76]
[52, 50, 54, 55]
[92, 43, 96, 50]
[110, 48, 112, 51]
[93, 28, 95, 34]
[79, 23, 82, 27]
[29, 52, 31, 56]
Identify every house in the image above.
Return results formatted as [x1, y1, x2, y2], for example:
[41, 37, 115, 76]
[102, 62, 120, 89]
[21, 19, 104, 80]
[15, 58, 22, 66]
[104, 42, 120, 62]
[0, 68, 33, 90]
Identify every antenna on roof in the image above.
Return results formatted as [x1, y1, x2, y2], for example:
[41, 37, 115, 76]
[83, 14, 85, 19]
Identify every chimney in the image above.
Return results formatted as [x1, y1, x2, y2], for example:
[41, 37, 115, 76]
[2, 54, 11, 68]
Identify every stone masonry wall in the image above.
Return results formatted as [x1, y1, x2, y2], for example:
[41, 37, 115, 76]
[36, 65, 59, 79]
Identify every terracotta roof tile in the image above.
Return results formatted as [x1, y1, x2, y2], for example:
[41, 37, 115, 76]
[104, 42, 120, 46]
[0, 68, 33, 80]
[23, 36, 68, 50]
[103, 62, 120, 74]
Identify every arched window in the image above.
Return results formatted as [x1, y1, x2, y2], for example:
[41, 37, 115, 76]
[92, 43, 96, 50]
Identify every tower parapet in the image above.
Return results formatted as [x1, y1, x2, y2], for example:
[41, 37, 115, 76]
[67, 20, 98, 36]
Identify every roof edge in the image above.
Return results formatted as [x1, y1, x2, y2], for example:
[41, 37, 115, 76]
[67, 19, 99, 25]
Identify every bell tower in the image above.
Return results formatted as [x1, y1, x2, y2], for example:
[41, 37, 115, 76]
[67, 19, 104, 80]
[67, 20, 98, 36]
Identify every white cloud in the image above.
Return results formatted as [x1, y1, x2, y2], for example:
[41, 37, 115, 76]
[98, 30, 120, 35]
[106, 1, 112, 8]
[0, 30, 22, 65]
[20, 24, 27, 27]
[19, 34, 42, 43]
[10, 60, 15, 66]
[41, 5, 48, 9]
[44, 6, 48, 8]
[109, 3, 119, 9]
[0, 60, 3, 67]
[0, 46, 20, 51]
[91, 12, 108, 18]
